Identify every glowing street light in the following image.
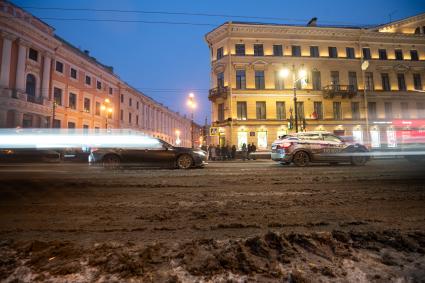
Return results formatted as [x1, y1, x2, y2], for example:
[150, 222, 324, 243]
[101, 98, 113, 129]
[175, 129, 181, 145]
[279, 65, 308, 132]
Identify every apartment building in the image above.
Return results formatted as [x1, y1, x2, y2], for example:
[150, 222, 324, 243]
[0, 1, 194, 147]
[205, 14, 425, 149]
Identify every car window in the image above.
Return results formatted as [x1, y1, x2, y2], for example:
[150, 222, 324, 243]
[323, 134, 342, 143]
[299, 134, 321, 141]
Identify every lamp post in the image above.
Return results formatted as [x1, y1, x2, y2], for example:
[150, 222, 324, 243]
[175, 129, 181, 146]
[187, 93, 196, 148]
[100, 98, 113, 130]
[361, 60, 370, 145]
[279, 65, 308, 133]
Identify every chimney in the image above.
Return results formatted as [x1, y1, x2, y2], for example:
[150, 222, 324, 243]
[307, 17, 317, 27]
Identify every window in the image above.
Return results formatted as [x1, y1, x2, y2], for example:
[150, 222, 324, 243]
[276, 102, 286, 120]
[351, 102, 360, 120]
[310, 46, 319, 57]
[28, 48, 38, 61]
[381, 73, 390, 91]
[55, 61, 64, 73]
[323, 134, 342, 143]
[312, 71, 321, 90]
[397, 73, 406, 91]
[109, 87, 113, 95]
[274, 71, 284, 90]
[410, 50, 419, 61]
[333, 102, 342, 120]
[236, 70, 246, 89]
[84, 98, 91, 113]
[348, 71, 358, 90]
[218, 103, 224, 121]
[296, 102, 304, 119]
[362, 48, 371, 60]
[395, 49, 404, 60]
[292, 45, 301, 57]
[85, 75, 91, 85]
[235, 44, 245, 56]
[120, 94, 124, 103]
[67, 122, 76, 129]
[237, 102, 247, 120]
[273, 45, 283, 56]
[216, 47, 223, 60]
[136, 115, 139, 125]
[328, 47, 338, 58]
[255, 71, 265, 89]
[70, 68, 77, 79]
[256, 102, 266, 120]
[365, 72, 374, 90]
[120, 109, 124, 121]
[129, 98, 132, 107]
[313, 101, 323, 119]
[254, 44, 264, 56]
[136, 101, 139, 110]
[346, 47, 355, 59]
[95, 102, 101, 115]
[368, 102, 377, 119]
[384, 102, 393, 119]
[68, 93, 77, 110]
[97, 81, 102, 90]
[413, 73, 422, 90]
[129, 112, 132, 124]
[217, 72, 224, 88]
[417, 102, 425, 118]
[401, 102, 409, 118]
[378, 49, 387, 60]
[331, 71, 340, 87]
[53, 87, 62, 106]
[25, 74, 36, 98]
[53, 119, 61, 128]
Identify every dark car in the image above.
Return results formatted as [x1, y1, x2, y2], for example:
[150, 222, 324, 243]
[89, 139, 207, 169]
[0, 148, 61, 163]
[271, 131, 369, 167]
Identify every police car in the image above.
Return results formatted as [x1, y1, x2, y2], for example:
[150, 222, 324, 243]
[271, 131, 369, 167]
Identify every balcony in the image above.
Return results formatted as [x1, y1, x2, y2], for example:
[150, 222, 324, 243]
[322, 85, 357, 99]
[208, 86, 229, 102]
[26, 94, 44, 104]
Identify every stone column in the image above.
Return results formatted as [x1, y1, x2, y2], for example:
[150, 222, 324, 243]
[41, 53, 52, 100]
[15, 39, 28, 92]
[0, 34, 15, 87]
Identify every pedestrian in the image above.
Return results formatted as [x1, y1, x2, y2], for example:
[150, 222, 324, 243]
[241, 143, 248, 161]
[247, 143, 252, 160]
[215, 145, 221, 161]
[231, 145, 236, 159]
[251, 142, 257, 160]
[225, 144, 231, 160]
[209, 144, 216, 161]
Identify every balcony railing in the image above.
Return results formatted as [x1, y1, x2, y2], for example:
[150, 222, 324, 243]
[208, 86, 229, 101]
[26, 94, 44, 104]
[322, 85, 357, 99]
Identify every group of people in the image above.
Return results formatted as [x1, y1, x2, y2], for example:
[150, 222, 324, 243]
[202, 143, 257, 161]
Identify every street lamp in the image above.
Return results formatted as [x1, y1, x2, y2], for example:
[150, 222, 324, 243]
[361, 60, 370, 145]
[187, 93, 196, 148]
[175, 129, 181, 145]
[100, 98, 113, 130]
[279, 65, 308, 133]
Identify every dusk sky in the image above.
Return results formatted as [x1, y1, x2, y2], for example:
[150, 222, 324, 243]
[12, 0, 424, 124]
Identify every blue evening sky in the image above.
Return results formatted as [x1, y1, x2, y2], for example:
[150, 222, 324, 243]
[12, 0, 425, 124]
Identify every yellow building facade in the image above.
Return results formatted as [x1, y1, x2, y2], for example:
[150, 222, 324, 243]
[205, 14, 425, 150]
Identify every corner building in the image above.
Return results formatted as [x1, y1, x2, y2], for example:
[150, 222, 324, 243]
[205, 14, 425, 150]
[0, 1, 193, 147]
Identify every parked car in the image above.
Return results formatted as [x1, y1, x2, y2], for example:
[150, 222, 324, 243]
[271, 131, 369, 167]
[0, 148, 61, 163]
[89, 138, 207, 169]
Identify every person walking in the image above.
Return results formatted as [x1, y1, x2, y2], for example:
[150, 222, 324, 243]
[231, 145, 236, 160]
[247, 143, 252, 160]
[251, 142, 257, 160]
[215, 145, 221, 161]
[210, 144, 216, 161]
[241, 143, 248, 161]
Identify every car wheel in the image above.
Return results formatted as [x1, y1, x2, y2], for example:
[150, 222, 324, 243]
[351, 153, 367, 166]
[280, 161, 290, 166]
[293, 151, 310, 167]
[102, 154, 121, 169]
[177, 154, 193, 169]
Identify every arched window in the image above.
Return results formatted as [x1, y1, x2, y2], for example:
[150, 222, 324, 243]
[25, 74, 36, 97]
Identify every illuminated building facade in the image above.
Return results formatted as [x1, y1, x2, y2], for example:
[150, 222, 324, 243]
[0, 1, 194, 147]
[205, 14, 425, 150]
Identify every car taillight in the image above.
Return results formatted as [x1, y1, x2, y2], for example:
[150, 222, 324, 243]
[276, 142, 292, 149]
[90, 148, 98, 153]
